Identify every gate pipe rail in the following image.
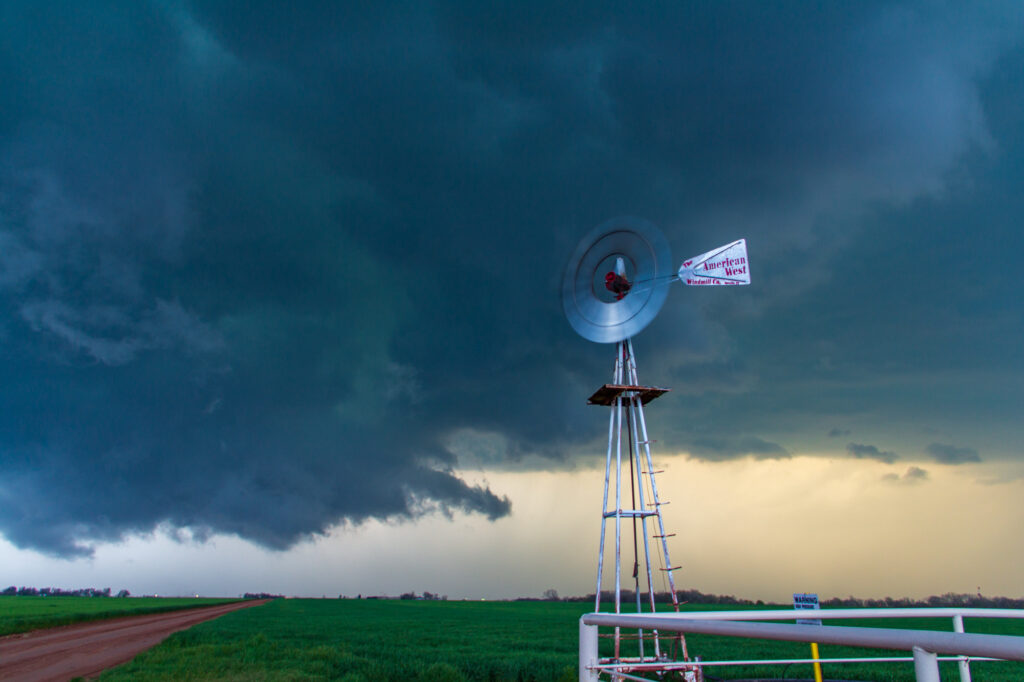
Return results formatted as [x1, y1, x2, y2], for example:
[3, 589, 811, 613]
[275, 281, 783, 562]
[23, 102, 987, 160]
[586, 607, 1024, 622]
[580, 610, 1024, 682]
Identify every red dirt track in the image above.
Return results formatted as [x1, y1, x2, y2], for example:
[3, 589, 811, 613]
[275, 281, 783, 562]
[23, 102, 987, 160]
[0, 599, 268, 681]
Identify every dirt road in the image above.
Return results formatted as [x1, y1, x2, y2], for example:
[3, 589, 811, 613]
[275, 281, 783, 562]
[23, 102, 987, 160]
[0, 599, 268, 681]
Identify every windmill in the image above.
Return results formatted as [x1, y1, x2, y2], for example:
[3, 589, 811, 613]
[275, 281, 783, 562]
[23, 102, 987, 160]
[562, 216, 750, 677]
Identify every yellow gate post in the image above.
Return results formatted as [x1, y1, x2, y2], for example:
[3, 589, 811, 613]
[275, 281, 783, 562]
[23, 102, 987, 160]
[810, 641, 823, 682]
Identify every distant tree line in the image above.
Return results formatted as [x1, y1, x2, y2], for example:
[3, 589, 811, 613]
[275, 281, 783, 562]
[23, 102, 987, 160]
[546, 589, 1024, 609]
[8, 585, 1021, 608]
[1, 586, 129, 597]
[399, 591, 447, 600]
[821, 593, 1024, 609]
[556, 589, 765, 605]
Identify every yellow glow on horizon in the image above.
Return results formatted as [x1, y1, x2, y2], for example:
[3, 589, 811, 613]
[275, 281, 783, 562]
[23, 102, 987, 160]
[460, 455, 1024, 601]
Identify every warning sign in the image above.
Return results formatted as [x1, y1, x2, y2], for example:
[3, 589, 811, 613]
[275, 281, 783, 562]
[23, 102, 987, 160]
[793, 592, 822, 626]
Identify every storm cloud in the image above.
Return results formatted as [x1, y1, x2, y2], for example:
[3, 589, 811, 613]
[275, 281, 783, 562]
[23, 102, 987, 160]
[847, 443, 899, 464]
[882, 466, 929, 484]
[926, 443, 982, 465]
[688, 436, 789, 461]
[1, 2, 1022, 557]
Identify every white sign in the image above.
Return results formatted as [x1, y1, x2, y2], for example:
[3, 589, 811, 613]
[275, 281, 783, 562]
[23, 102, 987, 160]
[677, 239, 750, 286]
[793, 592, 822, 626]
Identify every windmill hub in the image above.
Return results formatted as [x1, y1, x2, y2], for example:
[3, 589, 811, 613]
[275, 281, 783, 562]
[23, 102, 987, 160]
[601, 256, 633, 300]
[603, 270, 632, 300]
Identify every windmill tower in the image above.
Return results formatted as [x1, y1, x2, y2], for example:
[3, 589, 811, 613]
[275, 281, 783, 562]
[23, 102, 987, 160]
[562, 217, 750, 676]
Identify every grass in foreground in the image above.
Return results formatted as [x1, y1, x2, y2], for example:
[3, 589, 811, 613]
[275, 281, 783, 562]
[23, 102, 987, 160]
[0, 596, 241, 636]
[96, 599, 1024, 681]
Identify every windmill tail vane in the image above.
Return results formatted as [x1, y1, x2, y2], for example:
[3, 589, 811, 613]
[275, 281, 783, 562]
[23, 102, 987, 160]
[677, 238, 750, 286]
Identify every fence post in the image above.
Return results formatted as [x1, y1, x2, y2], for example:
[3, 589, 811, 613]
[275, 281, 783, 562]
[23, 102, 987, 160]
[580, 618, 599, 682]
[952, 614, 972, 682]
[913, 646, 940, 682]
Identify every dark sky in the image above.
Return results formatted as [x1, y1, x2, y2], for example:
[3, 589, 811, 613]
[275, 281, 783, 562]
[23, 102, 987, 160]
[1, 1, 1022, 559]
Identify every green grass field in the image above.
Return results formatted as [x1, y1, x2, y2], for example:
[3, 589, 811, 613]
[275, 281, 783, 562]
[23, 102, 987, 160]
[92, 599, 1024, 681]
[0, 595, 240, 636]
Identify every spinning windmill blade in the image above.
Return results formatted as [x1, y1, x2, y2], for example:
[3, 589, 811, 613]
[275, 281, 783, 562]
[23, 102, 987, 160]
[561, 217, 672, 343]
